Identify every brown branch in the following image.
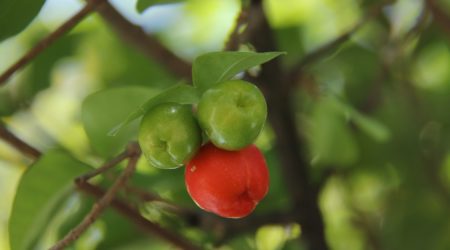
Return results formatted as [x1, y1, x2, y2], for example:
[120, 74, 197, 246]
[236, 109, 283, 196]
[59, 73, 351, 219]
[224, 6, 250, 51]
[78, 182, 201, 250]
[76, 147, 131, 182]
[94, 1, 192, 79]
[245, 2, 328, 249]
[0, 0, 107, 86]
[425, 0, 450, 38]
[49, 143, 141, 250]
[0, 125, 41, 160]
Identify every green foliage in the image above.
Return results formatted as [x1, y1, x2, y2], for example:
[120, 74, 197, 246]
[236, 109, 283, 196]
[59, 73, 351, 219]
[9, 150, 91, 250]
[109, 84, 199, 136]
[255, 224, 300, 250]
[2, 1, 450, 249]
[136, 0, 186, 13]
[0, 0, 45, 41]
[82, 86, 158, 156]
[192, 51, 285, 93]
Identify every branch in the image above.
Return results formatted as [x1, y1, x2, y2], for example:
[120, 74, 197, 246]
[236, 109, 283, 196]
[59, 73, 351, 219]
[0, 0, 107, 86]
[49, 143, 141, 250]
[0, 125, 41, 160]
[94, 1, 192, 79]
[425, 0, 450, 38]
[77, 182, 201, 250]
[245, 2, 328, 249]
[76, 146, 131, 182]
[224, 5, 250, 51]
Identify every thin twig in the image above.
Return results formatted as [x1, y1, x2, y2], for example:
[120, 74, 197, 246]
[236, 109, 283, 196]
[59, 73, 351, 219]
[0, 125, 41, 160]
[76, 148, 131, 182]
[49, 143, 141, 250]
[425, 0, 450, 38]
[0, 0, 107, 86]
[77, 182, 201, 250]
[94, 1, 192, 79]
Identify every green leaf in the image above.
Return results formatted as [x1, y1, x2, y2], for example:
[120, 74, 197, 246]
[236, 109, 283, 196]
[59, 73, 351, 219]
[309, 97, 359, 167]
[136, 0, 185, 13]
[192, 51, 285, 93]
[255, 224, 301, 250]
[332, 98, 390, 142]
[0, 0, 46, 41]
[9, 150, 91, 250]
[108, 84, 200, 136]
[82, 86, 158, 157]
[351, 112, 390, 142]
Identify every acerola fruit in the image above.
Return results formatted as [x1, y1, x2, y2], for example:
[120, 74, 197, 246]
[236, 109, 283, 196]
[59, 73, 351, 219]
[185, 143, 269, 218]
[138, 103, 202, 169]
[197, 80, 267, 150]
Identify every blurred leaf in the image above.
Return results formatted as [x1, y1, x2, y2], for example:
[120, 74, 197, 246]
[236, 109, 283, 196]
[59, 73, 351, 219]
[332, 98, 390, 142]
[309, 97, 359, 167]
[0, 89, 17, 116]
[108, 84, 199, 136]
[0, 33, 79, 116]
[192, 51, 285, 93]
[255, 224, 301, 250]
[351, 111, 390, 142]
[255, 149, 291, 214]
[27, 34, 80, 96]
[0, 0, 45, 41]
[136, 0, 185, 13]
[382, 187, 450, 250]
[9, 150, 91, 250]
[82, 86, 157, 157]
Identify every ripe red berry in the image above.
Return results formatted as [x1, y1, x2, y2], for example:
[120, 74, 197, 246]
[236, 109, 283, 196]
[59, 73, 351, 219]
[185, 143, 269, 218]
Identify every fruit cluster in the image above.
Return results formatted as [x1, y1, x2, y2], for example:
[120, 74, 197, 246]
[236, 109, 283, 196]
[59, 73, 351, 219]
[138, 80, 270, 218]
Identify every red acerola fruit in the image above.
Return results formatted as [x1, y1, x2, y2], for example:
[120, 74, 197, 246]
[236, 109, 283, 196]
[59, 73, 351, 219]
[185, 143, 269, 218]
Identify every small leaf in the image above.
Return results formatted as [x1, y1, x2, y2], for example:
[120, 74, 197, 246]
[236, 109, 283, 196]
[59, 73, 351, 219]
[332, 98, 390, 142]
[136, 0, 185, 13]
[192, 51, 285, 93]
[309, 97, 359, 167]
[255, 224, 301, 250]
[0, 0, 46, 41]
[82, 86, 157, 157]
[9, 150, 91, 250]
[108, 84, 200, 136]
[351, 112, 390, 142]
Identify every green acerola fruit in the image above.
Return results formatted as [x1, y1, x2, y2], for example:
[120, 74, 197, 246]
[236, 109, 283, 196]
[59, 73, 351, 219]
[138, 103, 202, 169]
[197, 80, 267, 150]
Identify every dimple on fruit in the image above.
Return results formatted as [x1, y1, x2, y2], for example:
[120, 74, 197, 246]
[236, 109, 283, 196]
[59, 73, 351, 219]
[197, 80, 267, 151]
[138, 102, 202, 169]
[185, 143, 269, 218]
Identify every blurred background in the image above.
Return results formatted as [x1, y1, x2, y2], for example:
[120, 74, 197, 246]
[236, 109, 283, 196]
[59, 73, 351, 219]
[1, 0, 450, 249]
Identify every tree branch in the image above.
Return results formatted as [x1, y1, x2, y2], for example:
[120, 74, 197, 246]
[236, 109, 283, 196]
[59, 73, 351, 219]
[49, 143, 141, 250]
[425, 0, 450, 39]
[224, 5, 250, 51]
[77, 182, 201, 250]
[0, 125, 41, 160]
[0, 0, 107, 86]
[245, 2, 328, 249]
[94, 1, 192, 79]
